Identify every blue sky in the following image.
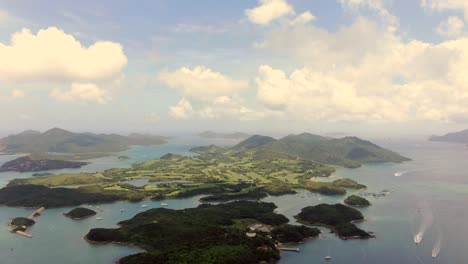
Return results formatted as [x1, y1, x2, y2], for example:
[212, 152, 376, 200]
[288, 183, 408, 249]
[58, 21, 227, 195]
[1, 0, 468, 137]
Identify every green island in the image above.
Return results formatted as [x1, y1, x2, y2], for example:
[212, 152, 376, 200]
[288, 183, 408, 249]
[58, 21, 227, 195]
[64, 207, 97, 220]
[344, 195, 371, 207]
[295, 203, 372, 239]
[10, 217, 35, 232]
[85, 201, 318, 264]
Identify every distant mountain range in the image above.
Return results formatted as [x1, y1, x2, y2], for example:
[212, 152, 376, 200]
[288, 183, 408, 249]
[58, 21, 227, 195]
[0, 128, 168, 157]
[195, 133, 410, 168]
[196, 131, 250, 139]
[429, 129, 468, 143]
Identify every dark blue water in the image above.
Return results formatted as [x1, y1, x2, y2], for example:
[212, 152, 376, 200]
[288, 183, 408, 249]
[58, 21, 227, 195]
[0, 138, 466, 263]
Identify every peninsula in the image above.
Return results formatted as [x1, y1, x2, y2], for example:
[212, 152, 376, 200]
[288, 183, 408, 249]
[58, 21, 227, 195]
[0, 156, 88, 172]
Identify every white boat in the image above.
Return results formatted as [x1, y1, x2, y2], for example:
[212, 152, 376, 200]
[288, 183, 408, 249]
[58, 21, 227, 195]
[325, 256, 332, 260]
[120, 209, 126, 212]
[141, 204, 148, 208]
[161, 203, 169, 207]
[414, 233, 423, 244]
[96, 217, 103, 220]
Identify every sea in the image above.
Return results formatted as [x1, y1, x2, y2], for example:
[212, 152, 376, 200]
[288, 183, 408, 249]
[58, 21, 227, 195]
[0, 137, 466, 264]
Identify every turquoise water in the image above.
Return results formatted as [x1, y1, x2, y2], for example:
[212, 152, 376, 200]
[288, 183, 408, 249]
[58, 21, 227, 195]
[0, 137, 466, 263]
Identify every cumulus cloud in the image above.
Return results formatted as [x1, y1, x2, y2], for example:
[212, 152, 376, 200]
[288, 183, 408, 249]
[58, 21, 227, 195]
[255, 17, 468, 122]
[50, 83, 111, 104]
[436, 16, 465, 38]
[159, 66, 248, 100]
[0, 27, 127, 82]
[290, 11, 316, 26]
[245, 0, 294, 25]
[422, 0, 468, 20]
[169, 98, 194, 119]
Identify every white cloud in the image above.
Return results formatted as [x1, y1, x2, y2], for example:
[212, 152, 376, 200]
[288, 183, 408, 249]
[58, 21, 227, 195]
[10, 89, 25, 99]
[159, 66, 248, 100]
[169, 98, 194, 119]
[50, 83, 111, 104]
[422, 0, 468, 20]
[436, 16, 465, 38]
[255, 17, 468, 122]
[245, 0, 294, 25]
[0, 27, 127, 82]
[290, 12, 316, 26]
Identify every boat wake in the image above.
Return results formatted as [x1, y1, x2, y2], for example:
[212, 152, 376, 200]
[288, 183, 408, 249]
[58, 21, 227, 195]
[413, 201, 434, 245]
[394, 171, 409, 177]
[432, 240, 441, 258]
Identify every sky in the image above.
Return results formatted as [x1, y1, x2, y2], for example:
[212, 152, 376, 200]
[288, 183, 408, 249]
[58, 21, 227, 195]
[1, 0, 468, 137]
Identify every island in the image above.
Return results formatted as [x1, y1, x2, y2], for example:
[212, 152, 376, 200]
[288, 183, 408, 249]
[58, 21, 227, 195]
[344, 195, 371, 207]
[84, 201, 307, 264]
[64, 207, 97, 220]
[10, 217, 35, 231]
[295, 203, 372, 239]
[0, 128, 169, 160]
[430, 129, 468, 144]
[0, 156, 88, 172]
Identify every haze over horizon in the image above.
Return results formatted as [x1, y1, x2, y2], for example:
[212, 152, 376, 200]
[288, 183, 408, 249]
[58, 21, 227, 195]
[2, 0, 468, 137]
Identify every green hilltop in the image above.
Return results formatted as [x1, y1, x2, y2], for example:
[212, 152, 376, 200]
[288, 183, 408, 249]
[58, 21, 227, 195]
[230, 133, 410, 168]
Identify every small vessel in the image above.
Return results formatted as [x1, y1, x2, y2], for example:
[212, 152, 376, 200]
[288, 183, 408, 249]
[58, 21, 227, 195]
[414, 233, 423, 244]
[141, 204, 148, 208]
[325, 256, 332, 260]
[161, 203, 169, 207]
[120, 209, 126, 212]
[96, 217, 103, 220]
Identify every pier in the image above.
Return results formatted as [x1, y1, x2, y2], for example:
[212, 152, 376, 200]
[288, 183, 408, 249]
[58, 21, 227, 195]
[15, 230, 32, 238]
[27, 207, 45, 219]
[278, 247, 300, 252]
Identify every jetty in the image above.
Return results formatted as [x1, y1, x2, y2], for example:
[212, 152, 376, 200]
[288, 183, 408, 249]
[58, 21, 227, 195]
[10, 207, 46, 238]
[27, 207, 45, 219]
[15, 230, 33, 238]
[278, 247, 300, 252]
